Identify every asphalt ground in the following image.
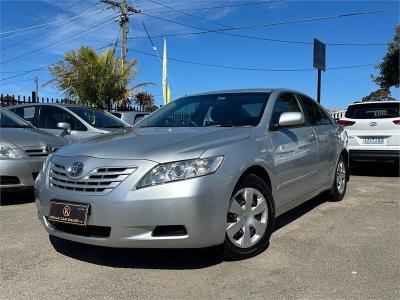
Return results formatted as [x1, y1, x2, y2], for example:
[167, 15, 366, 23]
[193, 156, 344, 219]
[1, 162, 399, 299]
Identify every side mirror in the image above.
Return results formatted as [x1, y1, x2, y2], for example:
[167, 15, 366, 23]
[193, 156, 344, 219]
[57, 122, 71, 135]
[278, 112, 305, 127]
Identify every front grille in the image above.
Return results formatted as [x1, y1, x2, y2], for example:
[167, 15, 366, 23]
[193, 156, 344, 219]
[48, 220, 111, 237]
[0, 176, 20, 185]
[25, 147, 58, 157]
[49, 163, 136, 194]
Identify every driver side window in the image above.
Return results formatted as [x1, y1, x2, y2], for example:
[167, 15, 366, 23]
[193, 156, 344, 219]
[270, 93, 303, 127]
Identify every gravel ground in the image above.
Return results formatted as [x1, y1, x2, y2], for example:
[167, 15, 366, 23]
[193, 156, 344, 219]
[1, 162, 399, 299]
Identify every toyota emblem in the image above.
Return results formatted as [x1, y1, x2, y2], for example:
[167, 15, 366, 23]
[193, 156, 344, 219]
[369, 122, 377, 127]
[67, 162, 84, 178]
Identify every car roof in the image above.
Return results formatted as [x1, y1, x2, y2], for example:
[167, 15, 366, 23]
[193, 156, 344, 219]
[349, 100, 400, 106]
[186, 88, 299, 97]
[112, 111, 149, 115]
[7, 103, 97, 110]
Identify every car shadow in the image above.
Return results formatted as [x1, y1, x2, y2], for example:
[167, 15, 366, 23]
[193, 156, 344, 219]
[350, 161, 399, 177]
[0, 189, 34, 205]
[49, 235, 223, 270]
[274, 194, 326, 232]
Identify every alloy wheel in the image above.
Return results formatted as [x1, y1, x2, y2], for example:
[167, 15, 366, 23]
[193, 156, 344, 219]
[336, 160, 346, 194]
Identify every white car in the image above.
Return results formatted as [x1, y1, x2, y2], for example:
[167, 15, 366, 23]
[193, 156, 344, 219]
[111, 111, 149, 125]
[338, 101, 400, 163]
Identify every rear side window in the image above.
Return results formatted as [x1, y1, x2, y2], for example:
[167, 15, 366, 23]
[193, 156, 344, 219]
[11, 106, 37, 126]
[345, 102, 400, 119]
[270, 93, 303, 126]
[298, 94, 332, 125]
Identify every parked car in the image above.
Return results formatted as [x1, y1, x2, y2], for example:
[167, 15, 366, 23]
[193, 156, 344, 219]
[337, 101, 400, 163]
[111, 111, 149, 125]
[9, 104, 131, 142]
[0, 107, 66, 194]
[35, 89, 348, 260]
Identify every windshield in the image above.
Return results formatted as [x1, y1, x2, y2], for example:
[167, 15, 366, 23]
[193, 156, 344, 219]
[68, 107, 130, 128]
[345, 102, 400, 119]
[137, 92, 270, 128]
[0, 107, 33, 128]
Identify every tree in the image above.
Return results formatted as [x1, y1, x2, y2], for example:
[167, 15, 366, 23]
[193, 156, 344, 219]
[134, 92, 155, 110]
[361, 88, 396, 102]
[372, 24, 400, 89]
[45, 46, 148, 109]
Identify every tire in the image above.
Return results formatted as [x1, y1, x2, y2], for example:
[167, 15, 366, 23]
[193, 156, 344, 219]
[220, 174, 275, 260]
[325, 154, 348, 202]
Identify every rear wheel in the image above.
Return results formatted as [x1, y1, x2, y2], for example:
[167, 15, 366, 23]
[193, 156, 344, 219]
[221, 174, 275, 260]
[325, 155, 348, 202]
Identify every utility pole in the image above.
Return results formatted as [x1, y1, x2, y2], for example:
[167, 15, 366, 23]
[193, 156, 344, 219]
[34, 76, 38, 102]
[101, 0, 140, 66]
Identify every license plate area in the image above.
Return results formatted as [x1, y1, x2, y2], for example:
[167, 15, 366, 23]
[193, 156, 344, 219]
[49, 201, 89, 226]
[362, 137, 385, 145]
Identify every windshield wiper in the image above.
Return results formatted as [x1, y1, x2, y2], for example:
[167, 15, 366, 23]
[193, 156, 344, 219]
[206, 123, 233, 127]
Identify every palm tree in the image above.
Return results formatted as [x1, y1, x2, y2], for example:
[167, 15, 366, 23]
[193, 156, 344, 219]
[45, 46, 148, 109]
[134, 92, 156, 111]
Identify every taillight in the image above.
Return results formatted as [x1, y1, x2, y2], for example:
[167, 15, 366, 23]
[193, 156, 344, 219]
[337, 119, 356, 127]
[393, 119, 400, 125]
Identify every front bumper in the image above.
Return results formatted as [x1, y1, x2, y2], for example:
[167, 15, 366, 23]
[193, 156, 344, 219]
[35, 157, 236, 248]
[0, 157, 44, 190]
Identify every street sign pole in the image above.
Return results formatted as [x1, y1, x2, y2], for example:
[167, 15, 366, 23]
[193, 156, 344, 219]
[317, 69, 321, 103]
[313, 39, 326, 103]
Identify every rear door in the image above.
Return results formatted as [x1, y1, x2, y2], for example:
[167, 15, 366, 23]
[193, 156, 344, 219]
[297, 94, 340, 186]
[268, 93, 319, 208]
[342, 102, 400, 150]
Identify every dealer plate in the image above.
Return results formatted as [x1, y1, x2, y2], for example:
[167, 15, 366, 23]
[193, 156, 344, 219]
[49, 201, 89, 226]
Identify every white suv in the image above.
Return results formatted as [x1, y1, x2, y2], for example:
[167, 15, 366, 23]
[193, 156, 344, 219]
[338, 101, 400, 163]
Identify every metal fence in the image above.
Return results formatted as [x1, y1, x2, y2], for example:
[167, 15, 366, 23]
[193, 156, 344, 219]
[0, 93, 151, 112]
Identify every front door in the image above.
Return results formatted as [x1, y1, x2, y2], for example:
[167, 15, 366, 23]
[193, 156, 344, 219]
[36, 105, 88, 142]
[268, 93, 318, 208]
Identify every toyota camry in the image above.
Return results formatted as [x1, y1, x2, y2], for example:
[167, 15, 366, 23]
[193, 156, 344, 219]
[35, 89, 349, 260]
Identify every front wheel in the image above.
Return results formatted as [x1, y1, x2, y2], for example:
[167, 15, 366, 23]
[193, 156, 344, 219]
[220, 174, 275, 260]
[325, 154, 348, 202]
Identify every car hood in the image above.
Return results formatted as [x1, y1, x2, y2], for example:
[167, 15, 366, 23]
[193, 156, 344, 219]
[55, 127, 252, 163]
[1, 128, 66, 148]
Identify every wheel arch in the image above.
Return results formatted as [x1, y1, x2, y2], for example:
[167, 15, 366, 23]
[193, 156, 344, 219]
[340, 149, 350, 181]
[237, 164, 272, 190]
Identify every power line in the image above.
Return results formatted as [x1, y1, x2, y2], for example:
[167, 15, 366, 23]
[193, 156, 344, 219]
[0, 7, 109, 36]
[1, 78, 35, 85]
[2, 1, 54, 28]
[145, 0, 286, 14]
[0, 43, 115, 82]
[139, 8, 396, 46]
[145, 0, 234, 29]
[131, 48, 376, 72]
[1, 14, 117, 65]
[1, 1, 100, 52]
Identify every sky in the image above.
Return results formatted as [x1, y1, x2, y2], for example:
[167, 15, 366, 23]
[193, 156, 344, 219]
[0, 0, 399, 109]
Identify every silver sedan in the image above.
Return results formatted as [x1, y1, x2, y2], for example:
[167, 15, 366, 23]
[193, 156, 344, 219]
[35, 89, 349, 260]
[0, 107, 66, 193]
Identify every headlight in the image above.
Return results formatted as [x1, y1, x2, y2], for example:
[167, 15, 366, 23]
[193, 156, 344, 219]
[42, 153, 55, 170]
[137, 156, 224, 189]
[0, 144, 22, 159]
